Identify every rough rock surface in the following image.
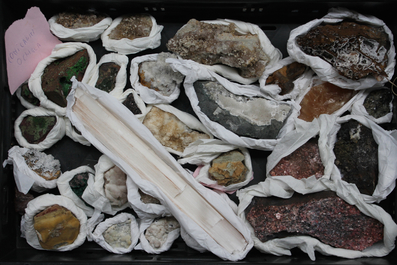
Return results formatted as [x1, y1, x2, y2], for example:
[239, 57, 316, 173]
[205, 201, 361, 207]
[245, 191, 384, 250]
[265, 62, 307, 95]
[269, 138, 324, 179]
[122, 93, 142, 115]
[56, 12, 106, 29]
[363, 88, 393, 118]
[194, 80, 291, 139]
[145, 217, 180, 249]
[103, 220, 132, 249]
[69, 172, 89, 200]
[23, 149, 61, 181]
[109, 14, 152, 40]
[139, 189, 161, 205]
[20, 82, 40, 106]
[208, 150, 248, 186]
[103, 166, 128, 207]
[167, 19, 270, 79]
[296, 21, 390, 81]
[19, 115, 57, 144]
[95, 62, 121, 93]
[333, 120, 378, 195]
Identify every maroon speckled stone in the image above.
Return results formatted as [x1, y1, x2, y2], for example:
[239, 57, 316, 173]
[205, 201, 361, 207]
[269, 138, 324, 179]
[245, 191, 384, 251]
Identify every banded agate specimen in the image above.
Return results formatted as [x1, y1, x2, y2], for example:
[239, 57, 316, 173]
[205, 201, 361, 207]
[245, 191, 383, 250]
[334, 120, 378, 195]
[269, 138, 324, 179]
[69, 172, 89, 201]
[145, 217, 180, 249]
[56, 12, 106, 29]
[363, 89, 393, 119]
[209, 150, 248, 186]
[103, 220, 132, 249]
[19, 115, 57, 144]
[143, 106, 211, 153]
[103, 165, 128, 207]
[139, 189, 161, 205]
[23, 149, 61, 180]
[41, 49, 90, 107]
[95, 62, 121, 93]
[298, 82, 356, 122]
[122, 93, 142, 115]
[266, 62, 307, 95]
[167, 19, 269, 79]
[194, 80, 291, 139]
[296, 21, 390, 81]
[109, 14, 152, 40]
[33, 204, 80, 250]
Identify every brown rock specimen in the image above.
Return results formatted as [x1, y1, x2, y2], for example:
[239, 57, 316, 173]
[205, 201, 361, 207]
[333, 120, 378, 195]
[296, 21, 390, 81]
[167, 19, 270, 79]
[103, 165, 128, 207]
[245, 191, 384, 251]
[41, 49, 90, 107]
[56, 12, 106, 29]
[139, 189, 161, 205]
[95, 62, 121, 93]
[265, 62, 307, 95]
[23, 149, 61, 181]
[108, 14, 152, 40]
[122, 93, 142, 115]
[20, 82, 40, 106]
[208, 150, 248, 186]
[19, 115, 57, 144]
[298, 82, 356, 122]
[143, 106, 211, 153]
[33, 204, 80, 250]
[14, 189, 34, 215]
[269, 138, 324, 179]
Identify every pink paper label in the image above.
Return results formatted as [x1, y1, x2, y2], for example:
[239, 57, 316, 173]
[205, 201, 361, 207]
[5, 7, 62, 94]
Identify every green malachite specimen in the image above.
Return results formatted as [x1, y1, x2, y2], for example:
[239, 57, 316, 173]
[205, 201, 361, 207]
[69, 172, 89, 200]
[20, 83, 40, 106]
[19, 115, 57, 144]
[95, 62, 121, 93]
[41, 49, 89, 107]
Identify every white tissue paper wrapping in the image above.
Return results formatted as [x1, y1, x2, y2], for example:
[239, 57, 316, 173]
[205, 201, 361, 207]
[64, 118, 91, 146]
[117, 88, 147, 121]
[130, 53, 181, 104]
[82, 154, 130, 215]
[351, 87, 394, 124]
[178, 139, 253, 193]
[29, 42, 97, 116]
[237, 177, 397, 261]
[185, 19, 282, 85]
[143, 104, 214, 157]
[126, 177, 170, 219]
[57, 165, 95, 217]
[168, 58, 296, 151]
[287, 8, 396, 90]
[3, 146, 59, 194]
[135, 217, 180, 254]
[16, 81, 38, 109]
[48, 15, 112, 42]
[21, 194, 88, 251]
[91, 212, 139, 254]
[87, 53, 128, 98]
[327, 115, 397, 203]
[14, 107, 66, 151]
[101, 15, 163, 55]
[66, 78, 253, 261]
[259, 57, 314, 101]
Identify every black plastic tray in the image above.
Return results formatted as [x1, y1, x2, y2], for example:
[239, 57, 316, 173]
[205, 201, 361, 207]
[1, 1, 397, 264]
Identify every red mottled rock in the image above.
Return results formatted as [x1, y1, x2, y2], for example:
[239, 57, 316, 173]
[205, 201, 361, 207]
[269, 138, 324, 179]
[245, 191, 384, 251]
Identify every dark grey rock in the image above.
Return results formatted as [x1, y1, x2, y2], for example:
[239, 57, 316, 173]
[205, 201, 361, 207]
[363, 88, 393, 119]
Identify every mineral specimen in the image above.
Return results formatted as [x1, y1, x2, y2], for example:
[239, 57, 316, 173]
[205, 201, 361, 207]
[245, 191, 384, 250]
[122, 93, 142, 115]
[208, 150, 248, 186]
[95, 62, 121, 93]
[138, 52, 184, 96]
[103, 220, 132, 249]
[33, 204, 80, 250]
[69, 172, 89, 200]
[56, 12, 106, 29]
[143, 106, 211, 152]
[194, 80, 291, 139]
[139, 189, 161, 205]
[296, 21, 390, 81]
[167, 19, 270, 79]
[14, 188, 34, 215]
[22, 149, 61, 180]
[103, 165, 128, 207]
[145, 217, 180, 249]
[265, 62, 307, 95]
[298, 82, 356, 122]
[333, 120, 378, 195]
[20, 82, 40, 107]
[363, 88, 393, 119]
[108, 14, 152, 40]
[269, 138, 324, 179]
[19, 115, 57, 144]
[41, 49, 90, 107]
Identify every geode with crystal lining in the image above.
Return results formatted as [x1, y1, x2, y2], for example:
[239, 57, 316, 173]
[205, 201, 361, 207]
[194, 80, 291, 139]
[245, 191, 384, 250]
[167, 19, 269, 79]
[363, 89, 393, 119]
[333, 120, 378, 195]
[296, 21, 390, 81]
